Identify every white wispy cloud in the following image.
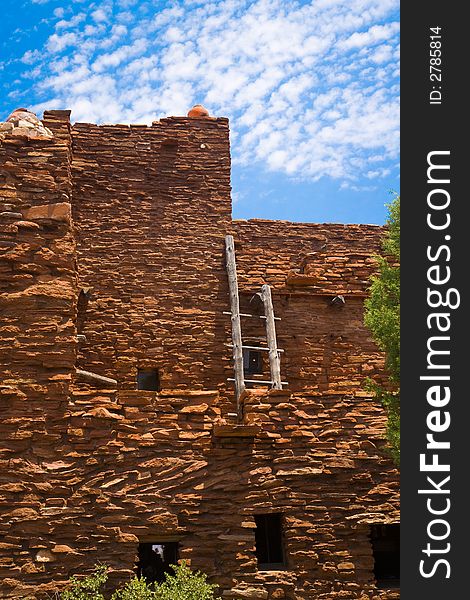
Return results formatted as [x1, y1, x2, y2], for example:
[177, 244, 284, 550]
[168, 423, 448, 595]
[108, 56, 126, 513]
[56, 14, 86, 30]
[46, 32, 79, 53]
[339, 22, 400, 50]
[91, 8, 109, 23]
[21, 0, 399, 186]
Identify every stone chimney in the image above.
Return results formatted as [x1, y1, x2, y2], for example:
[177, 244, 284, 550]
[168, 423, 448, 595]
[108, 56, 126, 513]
[0, 108, 53, 140]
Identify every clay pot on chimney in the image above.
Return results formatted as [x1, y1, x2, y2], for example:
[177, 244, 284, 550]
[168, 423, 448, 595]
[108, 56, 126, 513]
[187, 105, 210, 118]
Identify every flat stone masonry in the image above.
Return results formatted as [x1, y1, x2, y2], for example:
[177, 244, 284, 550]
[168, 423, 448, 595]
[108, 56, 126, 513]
[0, 109, 399, 599]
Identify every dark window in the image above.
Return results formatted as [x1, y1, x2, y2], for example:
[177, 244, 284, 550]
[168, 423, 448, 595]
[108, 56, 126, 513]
[243, 349, 263, 375]
[254, 514, 285, 569]
[137, 369, 160, 391]
[370, 524, 400, 588]
[137, 542, 178, 583]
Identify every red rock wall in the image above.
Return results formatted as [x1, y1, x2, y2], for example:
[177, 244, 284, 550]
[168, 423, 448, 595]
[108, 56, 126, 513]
[0, 110, 78, 593]
[0, 386, 398, 599]
[0, 112, 399, 599]
[232, 219, 384, 294]
[70, 119, 389, 400]
[231, 220, 388, 394]
[71, 117, 232, 392]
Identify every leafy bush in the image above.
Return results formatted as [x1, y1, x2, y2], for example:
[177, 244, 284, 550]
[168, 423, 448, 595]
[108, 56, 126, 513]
[60, 564, 108, 600]
[111, 577, 156, 600]
[155, 562, 220, 600]
[59, 562, 220, 600]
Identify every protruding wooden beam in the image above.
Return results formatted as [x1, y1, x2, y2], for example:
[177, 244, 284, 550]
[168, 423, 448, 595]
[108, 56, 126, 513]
[225, 235, 245, 410]
[76, 369, 117, 388]
[261, 284, 283, 390]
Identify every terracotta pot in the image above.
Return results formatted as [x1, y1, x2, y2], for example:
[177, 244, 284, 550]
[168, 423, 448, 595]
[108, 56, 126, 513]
[187, 104, 210, 118]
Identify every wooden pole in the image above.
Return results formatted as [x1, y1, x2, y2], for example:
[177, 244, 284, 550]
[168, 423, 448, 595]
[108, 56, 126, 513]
[225, 235, 245, 410]
[76, 369, 117, 388]
[261, 284, 282, 389]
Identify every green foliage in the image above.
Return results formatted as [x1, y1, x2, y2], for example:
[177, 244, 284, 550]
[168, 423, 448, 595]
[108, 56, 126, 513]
[364, 379, 400, 464]
[60, 565, 108, 600]
[364, 195, 400, 464]
[59, 563, 220, 600]
[381, 194, 400, 262]
[111, 577, 156, 600]
[154, 562, 220, 600]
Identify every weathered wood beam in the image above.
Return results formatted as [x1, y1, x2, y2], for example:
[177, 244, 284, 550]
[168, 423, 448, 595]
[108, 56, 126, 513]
[261, 284, 283, 390]
[225, 235, 245, 410]
[75, 369, 117, 388]
[227, 378, 288, 385]
[226, 344, 285, 353]
[222, 311, 281, 321]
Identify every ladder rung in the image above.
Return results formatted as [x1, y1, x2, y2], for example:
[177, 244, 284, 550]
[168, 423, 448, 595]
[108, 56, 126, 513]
[227, 378, 289, 385]
[222, 311, 281, 321]
[226, 344, 284, 353]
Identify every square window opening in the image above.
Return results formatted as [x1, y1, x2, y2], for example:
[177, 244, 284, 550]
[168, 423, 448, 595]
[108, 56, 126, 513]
[243, 349, 263, 376]
[137, 369, 161, 391]
[255, 513, 285, 570]
[137, 542, 179, 583]
[370, 523, 400, 589]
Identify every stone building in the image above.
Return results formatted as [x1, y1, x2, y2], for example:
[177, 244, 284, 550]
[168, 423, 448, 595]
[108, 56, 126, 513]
[0, 108, 399, 599]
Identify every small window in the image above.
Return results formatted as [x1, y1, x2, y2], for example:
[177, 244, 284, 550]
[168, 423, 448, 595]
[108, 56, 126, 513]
[243, 349, 263, 375]
[137, 369, 161, 391]
[137, 542, 179, 583]
[370, 524, 400, 588]
[254, 513, 285, 569]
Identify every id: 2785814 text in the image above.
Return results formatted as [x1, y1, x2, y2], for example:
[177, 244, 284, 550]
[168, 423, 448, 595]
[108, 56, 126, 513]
[429, 26, 443, 105]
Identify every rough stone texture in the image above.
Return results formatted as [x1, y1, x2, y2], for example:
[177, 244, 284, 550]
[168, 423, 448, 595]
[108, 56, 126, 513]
[0, 110, 77, 596]
[231, 220, 389, 394]
[233, 219, 383, 294]
[1, 109, 53, 141]
[0, 110, 399, 599]
[71, 116, 232, 395]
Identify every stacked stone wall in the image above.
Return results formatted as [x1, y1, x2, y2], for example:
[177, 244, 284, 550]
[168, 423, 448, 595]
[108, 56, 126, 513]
[71, 117, 232, 392]
[0, 386, 398, 599]
[0, 110, 399, 599]
[232, 220, 388, 394]
[0, 110, 78, 593]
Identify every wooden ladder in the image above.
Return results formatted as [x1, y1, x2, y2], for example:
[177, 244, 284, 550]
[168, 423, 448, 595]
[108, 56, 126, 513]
[224, 235, 287, 412]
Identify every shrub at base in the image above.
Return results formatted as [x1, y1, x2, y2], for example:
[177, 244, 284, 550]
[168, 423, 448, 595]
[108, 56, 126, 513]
[155, 562, 221, 600]
[59, 562, 220, 600]
[60, 564, 108, 600]
[111, 577, 156, 600]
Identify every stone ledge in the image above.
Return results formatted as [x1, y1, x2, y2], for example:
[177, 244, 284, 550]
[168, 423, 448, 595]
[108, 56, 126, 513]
[213, 424, 260, 438]
[21, 202, 71, 224]
[222, 587, 268, 600]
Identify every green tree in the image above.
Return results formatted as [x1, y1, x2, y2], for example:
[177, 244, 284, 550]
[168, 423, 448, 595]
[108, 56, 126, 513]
[364, 195, 400, 464]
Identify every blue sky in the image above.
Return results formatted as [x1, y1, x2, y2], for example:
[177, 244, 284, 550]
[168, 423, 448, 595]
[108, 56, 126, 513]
[1, 0, 399, 224]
